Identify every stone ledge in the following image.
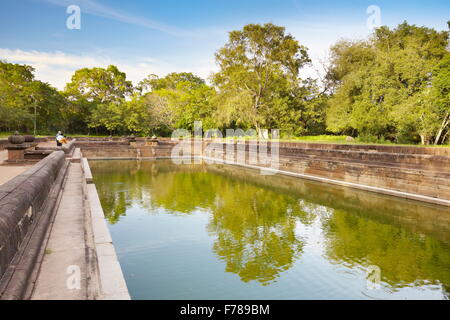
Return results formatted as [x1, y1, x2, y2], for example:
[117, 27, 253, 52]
[61, 139, 76, 156]
[202, 156, 450, 207]
[85, 178, 130, 300]
[78, 139, 450, 205]
[69, 148, 82, 163]
[81, 158, 93, 184]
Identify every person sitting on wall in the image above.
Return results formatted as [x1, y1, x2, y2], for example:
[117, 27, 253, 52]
[56, 131, 68, 147]
[56, 131, 62, 146]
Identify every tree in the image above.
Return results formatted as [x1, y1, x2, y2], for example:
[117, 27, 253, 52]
[65, 65, 133, 104]
[139, 72, 205, 92]
[64, 65, 133, 133]
[29, 80, 68, 133]
[0, 61, 35, 131]
[431, 54, 450, 144]
[326, 22, 449, 144]
[0, 60, 67, 133]
[138, 72, 216, 132]
[212, 23, 311, 135]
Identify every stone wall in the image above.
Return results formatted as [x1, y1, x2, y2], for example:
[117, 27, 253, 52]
[75, 139, 176, 158]
[61, 139, 76, 155]
[35, 138, 76, 157]
[277, 142, 450, 156]
[75, 138, 450, 205]
[0, 151, 66, 280]
[1, 137, 49, 152]
[203, 141, 450, 203]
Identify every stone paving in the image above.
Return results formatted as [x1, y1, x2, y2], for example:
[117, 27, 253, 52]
[31, 163, 88, 300]
[0, 140, 59, 185]
[0, 150, 31, 185]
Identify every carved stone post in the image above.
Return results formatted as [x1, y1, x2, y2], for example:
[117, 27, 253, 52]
[5, 132, 27, 162]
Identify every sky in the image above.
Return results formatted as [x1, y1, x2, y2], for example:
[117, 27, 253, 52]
[0, 0, 449, 89]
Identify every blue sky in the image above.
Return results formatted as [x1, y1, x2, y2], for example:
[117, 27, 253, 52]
[0, 0, 449, 89]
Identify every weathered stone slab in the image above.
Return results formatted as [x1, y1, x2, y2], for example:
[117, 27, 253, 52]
[86, 183, 130, 300]
[81, 158, 93, 184]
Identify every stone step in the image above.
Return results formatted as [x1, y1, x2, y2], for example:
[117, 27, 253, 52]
[252, 152, 450, 181]
[70, 148, 81, 163]
[277, 152, 450, 176]
[275, 148, 450, 168]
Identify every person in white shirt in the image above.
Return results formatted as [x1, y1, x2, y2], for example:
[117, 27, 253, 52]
[56, 131, 64, 147]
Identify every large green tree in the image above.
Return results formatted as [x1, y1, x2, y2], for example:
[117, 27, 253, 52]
[212, 23, 316, 135]
[138, 72, 216, 132]
[28, 80, 68, 133]
[0, 61, 35, 131]
[0, 60, 66, 133]
[64, 65, 133, 133]
[326, 22, 449, 144]
[430, 54, 450, 145]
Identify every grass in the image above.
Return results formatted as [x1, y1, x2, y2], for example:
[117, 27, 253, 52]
[285, 135, 349, 143]
[285, 135, 397, 145]
[0, 132, 49, 138]
[287, 135, 450, 147]
[219, 134, 450, 147]
[65, 134, 110, 138]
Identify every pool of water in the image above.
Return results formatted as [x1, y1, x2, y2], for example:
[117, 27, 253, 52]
[90, 160, 450, 300]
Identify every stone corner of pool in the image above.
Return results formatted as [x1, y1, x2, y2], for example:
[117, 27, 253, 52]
[82, 157, 131, 300]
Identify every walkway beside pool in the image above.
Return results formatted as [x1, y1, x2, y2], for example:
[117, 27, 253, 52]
[29, 161, 130, 300]
[0, 142, 130, 300]
[31, 163, 91, 300]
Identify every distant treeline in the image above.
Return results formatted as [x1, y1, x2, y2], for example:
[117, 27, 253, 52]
[0, 22, 449, 145]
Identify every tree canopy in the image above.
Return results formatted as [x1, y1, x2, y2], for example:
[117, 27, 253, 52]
[326, 22, 450, 144]
[0, 61, 66, 133]
[0, 22, 448, 145]
[212, 23, 323, 136]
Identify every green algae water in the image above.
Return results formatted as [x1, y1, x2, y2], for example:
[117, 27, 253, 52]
[90, 160, 450, 300]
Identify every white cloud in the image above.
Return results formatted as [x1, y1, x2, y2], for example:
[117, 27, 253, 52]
[44, 0, 195, 37]
[0, 48, 217, 90]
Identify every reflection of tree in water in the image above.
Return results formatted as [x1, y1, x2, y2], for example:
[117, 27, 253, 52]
[150, 165, 307, 285]
[321, 210, 450, 291]
[208, 187, 305, 285]
[90, 160, 153, 223]
[91, 160, 450, 291]
[92, 160, 307, 285]
[100, 189, 127, 224]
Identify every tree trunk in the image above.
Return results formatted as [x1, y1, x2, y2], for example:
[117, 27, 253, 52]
[434, 112, 449, 145]
[442, 129, 450, 145]
[253, 120, 261, 138]
[253, 93, 261, 138]
[420, 134, 429, 145]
